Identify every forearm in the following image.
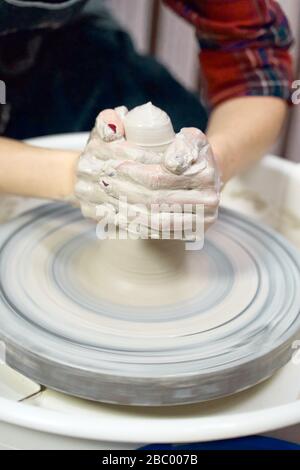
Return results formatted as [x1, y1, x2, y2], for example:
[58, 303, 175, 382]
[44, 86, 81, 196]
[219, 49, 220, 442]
[0, 137, 79, 199]
[206, 97, 288, 184]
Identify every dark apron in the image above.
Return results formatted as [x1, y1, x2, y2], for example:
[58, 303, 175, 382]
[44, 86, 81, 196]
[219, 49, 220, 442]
[0, 0, 207, 138]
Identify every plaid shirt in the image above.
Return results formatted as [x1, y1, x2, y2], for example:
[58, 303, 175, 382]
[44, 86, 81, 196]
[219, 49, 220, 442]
[164, 0, 293, 107]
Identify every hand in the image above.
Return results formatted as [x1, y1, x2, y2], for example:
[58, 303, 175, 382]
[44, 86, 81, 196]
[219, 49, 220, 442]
[75, 107, 221, 239]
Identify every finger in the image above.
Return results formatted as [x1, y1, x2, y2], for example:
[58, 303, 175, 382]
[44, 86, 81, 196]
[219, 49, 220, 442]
[164, 127, 209, 175]
[85, 136, 163, 164]
[151, 188, 219, 208]
[114, 105, 128, 120]
[79, 200, 216, 240]
[204, 212, 219, 231]
[77, 156, 126, 181]
[96, 176, 220, 210]
[76, 180, 143, 220]
[96, 109, 125, 142]
[80, 201, 116, 221]
[80, 201, 203, 234]
[111, 141, 162, 164]
[115, 161, 217, 190]
[77, 153, 108, 180]
[75, 179, 114, 206]
[80, 201, 98, 220]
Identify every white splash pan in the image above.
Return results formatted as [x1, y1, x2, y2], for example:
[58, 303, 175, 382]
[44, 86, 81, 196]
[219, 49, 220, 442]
[0, 133, 299, 449]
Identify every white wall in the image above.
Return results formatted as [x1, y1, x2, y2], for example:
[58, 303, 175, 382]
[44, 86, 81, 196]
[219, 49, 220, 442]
[154, 3, 199, 91]
[104, 0, 154, 53]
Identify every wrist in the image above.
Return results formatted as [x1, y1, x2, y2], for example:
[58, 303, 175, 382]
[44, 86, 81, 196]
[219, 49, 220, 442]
[57, 150, 80, 201]
[207, 135, 233, 185]
[35, 147, 80, 201]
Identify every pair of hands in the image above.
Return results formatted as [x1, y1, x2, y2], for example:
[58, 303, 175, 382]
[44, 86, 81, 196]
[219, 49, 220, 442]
[75, 106, 221, 238]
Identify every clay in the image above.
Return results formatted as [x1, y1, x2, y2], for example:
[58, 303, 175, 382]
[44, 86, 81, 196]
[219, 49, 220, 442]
[124, 102, 175, 150]
[75, 103, 221, 239]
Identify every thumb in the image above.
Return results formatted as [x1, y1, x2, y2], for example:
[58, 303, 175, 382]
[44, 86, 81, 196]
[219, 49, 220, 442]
[164, 128, 208, 175]
[96, 109, 125, 142]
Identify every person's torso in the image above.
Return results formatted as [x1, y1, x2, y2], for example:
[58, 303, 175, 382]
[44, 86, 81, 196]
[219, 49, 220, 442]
[0, 0, 114, 77]
[0, 0, 89, 35]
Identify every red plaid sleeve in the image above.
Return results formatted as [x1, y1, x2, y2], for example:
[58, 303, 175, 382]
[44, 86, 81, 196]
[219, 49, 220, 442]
[163, 0, 294, 107]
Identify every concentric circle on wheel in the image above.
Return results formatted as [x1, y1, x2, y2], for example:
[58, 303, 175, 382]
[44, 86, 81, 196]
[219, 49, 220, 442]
[0, 203, 299, 405]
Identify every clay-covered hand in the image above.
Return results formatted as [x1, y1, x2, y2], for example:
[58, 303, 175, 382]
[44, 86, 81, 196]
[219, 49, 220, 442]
[75, 107, 221, 238]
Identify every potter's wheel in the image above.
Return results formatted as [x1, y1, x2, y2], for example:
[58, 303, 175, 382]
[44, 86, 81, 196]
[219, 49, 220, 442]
[0, 202, 299, 406]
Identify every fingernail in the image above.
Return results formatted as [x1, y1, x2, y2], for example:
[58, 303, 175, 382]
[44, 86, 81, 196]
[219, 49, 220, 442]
[100, 179, 109, 188]
[108, 123, 117, 133]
